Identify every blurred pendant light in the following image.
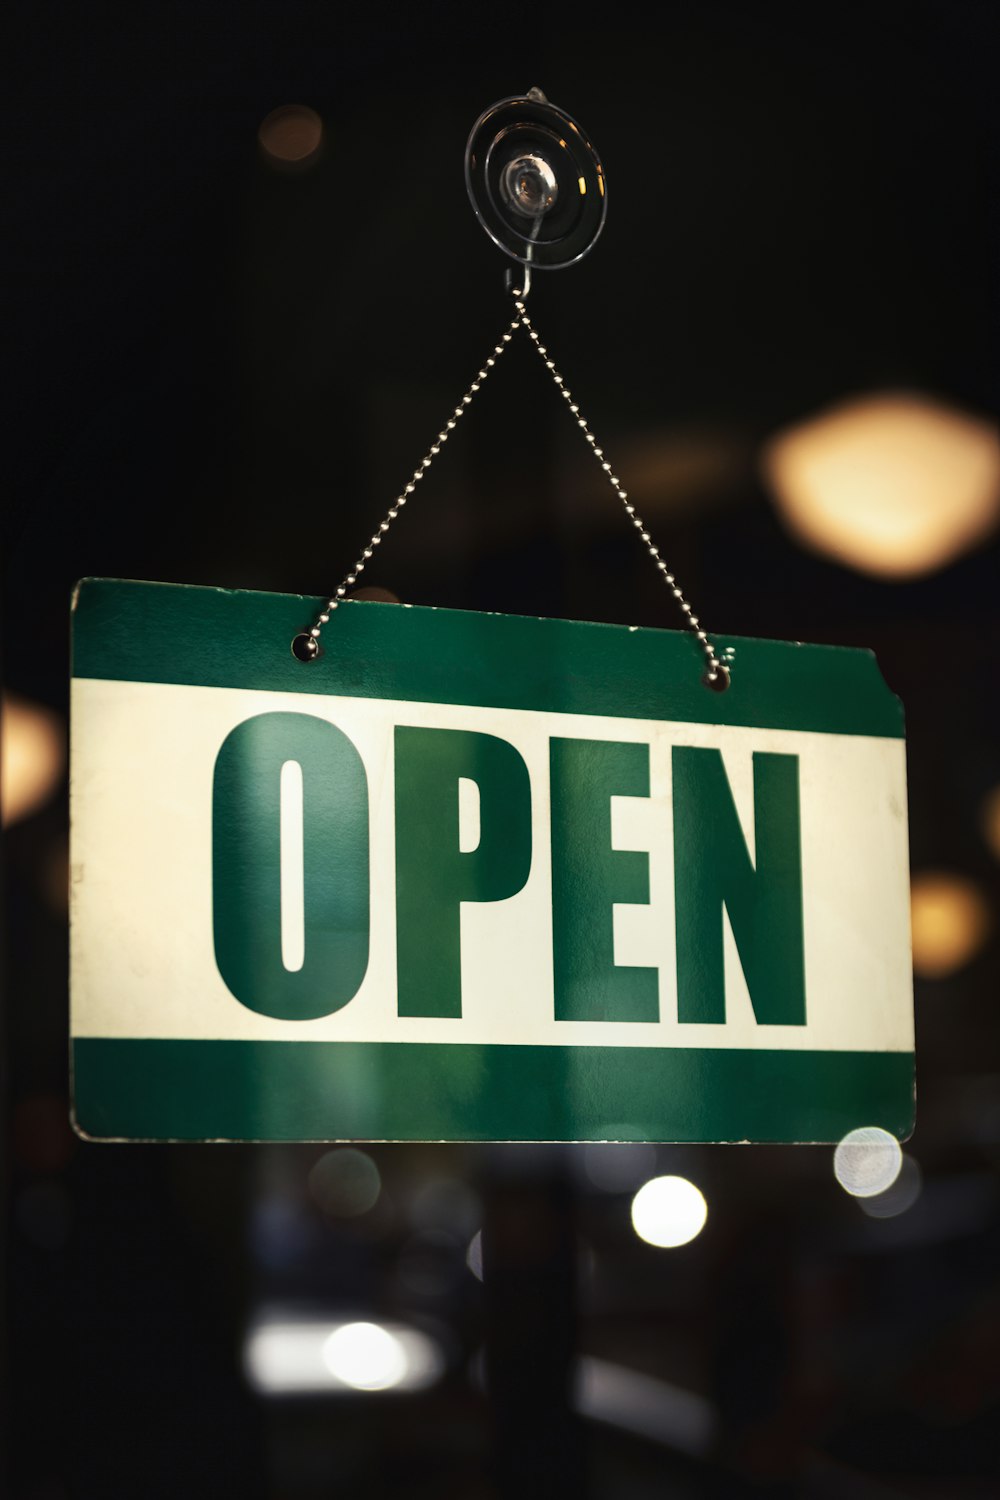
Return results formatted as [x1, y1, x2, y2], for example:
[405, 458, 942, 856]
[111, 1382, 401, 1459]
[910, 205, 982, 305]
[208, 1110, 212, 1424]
[1, 693, 65, 826]
[910, 870, 991, 979]
[763, 392, 1000, 578]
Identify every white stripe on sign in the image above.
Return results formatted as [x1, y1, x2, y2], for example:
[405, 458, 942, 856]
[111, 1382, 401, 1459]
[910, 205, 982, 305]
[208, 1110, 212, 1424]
[70, 677, 913, 1052]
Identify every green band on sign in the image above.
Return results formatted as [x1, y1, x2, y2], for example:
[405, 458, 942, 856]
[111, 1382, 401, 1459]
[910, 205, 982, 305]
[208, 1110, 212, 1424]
[71, 578, 905, 739]
[72, 1038, 915, 1143]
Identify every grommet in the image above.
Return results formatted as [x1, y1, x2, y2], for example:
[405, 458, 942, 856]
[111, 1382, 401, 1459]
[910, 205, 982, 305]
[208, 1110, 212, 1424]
[702, 664, 731, 693]
[291, 633, 321, 662]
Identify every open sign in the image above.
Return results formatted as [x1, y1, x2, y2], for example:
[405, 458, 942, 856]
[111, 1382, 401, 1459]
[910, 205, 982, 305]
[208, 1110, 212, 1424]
[70, 580, 914, 1142]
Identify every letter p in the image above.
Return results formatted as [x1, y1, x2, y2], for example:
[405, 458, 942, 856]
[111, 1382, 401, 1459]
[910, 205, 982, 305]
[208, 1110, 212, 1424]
[394, 727, 532, 1017]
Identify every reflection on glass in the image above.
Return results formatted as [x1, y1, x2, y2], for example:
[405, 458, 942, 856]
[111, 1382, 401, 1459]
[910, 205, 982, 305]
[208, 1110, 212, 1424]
[307, 1148, 381, 1217]
[577, 1356, 716, 1455]
[581, 1141, 657, 1194]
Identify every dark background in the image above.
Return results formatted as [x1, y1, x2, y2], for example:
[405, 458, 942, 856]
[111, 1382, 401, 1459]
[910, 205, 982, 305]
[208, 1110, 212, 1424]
[3, 3, 999, 1497]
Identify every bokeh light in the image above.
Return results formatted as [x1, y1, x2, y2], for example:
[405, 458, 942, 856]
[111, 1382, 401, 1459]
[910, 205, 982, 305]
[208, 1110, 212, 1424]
[307, 1148, 381, 1217]
[979, 786, 1000, 862]
[763, 393, 1000, 578]
[1, 693, 65, 826]
[834, 1127, 903, 1198]
[630, 1175, 707, 1248]
[611, 428, 748, 515]
[581, 1141, 657, 1193]
[395, 1229, 462, 1298]
[244, 1313, 444, 1395]
[251, 1194, 316, 1271]
[410, 1177, 480, 1236]
[258, 104, 323, 165]
[13, 1094, 76, 1173]
[322, 1322, 407, 1391]
[465, 1229, 484, 1282]
[860, 1153, 923, 1219]
[910, 870, 992, 979]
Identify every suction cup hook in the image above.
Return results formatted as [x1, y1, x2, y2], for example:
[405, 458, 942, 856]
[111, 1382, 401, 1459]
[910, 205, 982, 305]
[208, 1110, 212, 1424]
[465, 86, 607, 292]
[299, 91, 723, 687]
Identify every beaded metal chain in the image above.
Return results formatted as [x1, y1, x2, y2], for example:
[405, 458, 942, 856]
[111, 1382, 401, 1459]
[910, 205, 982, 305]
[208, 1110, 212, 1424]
[294, 302, 728, 688]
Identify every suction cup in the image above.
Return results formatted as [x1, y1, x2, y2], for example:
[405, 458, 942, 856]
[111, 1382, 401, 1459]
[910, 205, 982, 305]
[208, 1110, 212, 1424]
[465, 89, 607, 271]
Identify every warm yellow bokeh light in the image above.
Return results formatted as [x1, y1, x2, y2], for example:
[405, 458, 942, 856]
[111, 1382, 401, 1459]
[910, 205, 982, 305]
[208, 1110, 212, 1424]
[258, 104, 323, 164]
[980, 787, 1000, 863]
[910, 870, 991, 979]
[1, 694, 65, 827]
[614, 429, 746, 515]
[763, 393, 1000, 578]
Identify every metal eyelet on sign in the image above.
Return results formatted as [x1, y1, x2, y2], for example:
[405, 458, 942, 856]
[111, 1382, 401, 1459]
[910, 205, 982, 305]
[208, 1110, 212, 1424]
[291, 633, 320, 662]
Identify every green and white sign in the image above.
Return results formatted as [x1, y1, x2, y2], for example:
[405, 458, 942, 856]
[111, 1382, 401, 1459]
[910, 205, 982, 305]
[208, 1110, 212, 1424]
[70, 579, 915, 1142]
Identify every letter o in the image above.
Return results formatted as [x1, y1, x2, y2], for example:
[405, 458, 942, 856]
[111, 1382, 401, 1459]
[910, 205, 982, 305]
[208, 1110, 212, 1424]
[212, 711, 370, 1020]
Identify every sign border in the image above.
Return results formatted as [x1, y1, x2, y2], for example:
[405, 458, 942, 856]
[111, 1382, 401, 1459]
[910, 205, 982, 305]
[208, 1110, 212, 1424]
[71, 578, 914, 1144]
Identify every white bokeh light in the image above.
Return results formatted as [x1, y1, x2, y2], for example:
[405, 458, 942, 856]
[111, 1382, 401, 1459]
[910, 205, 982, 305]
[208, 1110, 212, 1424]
[322, 1322, 407, 1390]
[860, 1154, 922, 1219]
[631, 1175, 707, 1248]
[834, 1127, 903, 1198]
[244, 1313, 444, 1396]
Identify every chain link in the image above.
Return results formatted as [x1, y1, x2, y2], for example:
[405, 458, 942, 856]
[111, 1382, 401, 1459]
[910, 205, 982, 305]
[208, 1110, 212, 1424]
[299, 313, 522, 656]
[301, 303, 725, 685]
[512, 301, 725, 683]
